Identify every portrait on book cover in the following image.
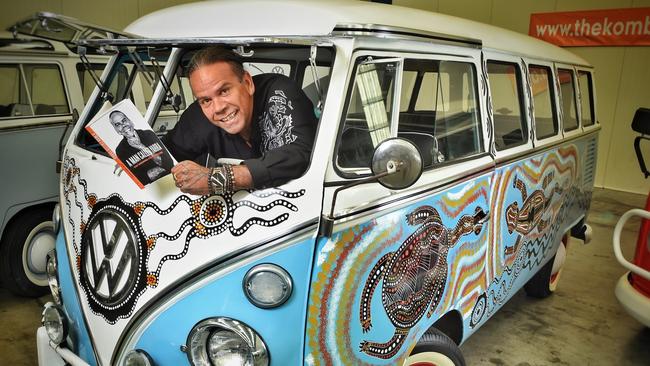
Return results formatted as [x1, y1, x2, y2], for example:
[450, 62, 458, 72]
[86, 100, 175, 188]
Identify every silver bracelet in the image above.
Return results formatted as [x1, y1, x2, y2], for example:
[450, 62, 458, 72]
[208, 167, 227, 195]
[208, 165, 235, 195]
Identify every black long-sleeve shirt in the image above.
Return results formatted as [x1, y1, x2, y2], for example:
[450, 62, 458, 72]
[162, 73, 317, 189]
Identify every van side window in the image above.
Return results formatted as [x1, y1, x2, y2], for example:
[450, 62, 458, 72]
[487, 61, 527, 150]
[558, 68, 579, 131]
[0, 63, 69, 118]
[0, 65, 21, 117]
[337, 58, 397, 171]
[578, 70, 595, 126]
[528, 65, 558, 139]
[398, 59, 481, 166]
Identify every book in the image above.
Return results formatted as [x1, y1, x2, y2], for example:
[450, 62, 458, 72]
[85, 99, 176, 188]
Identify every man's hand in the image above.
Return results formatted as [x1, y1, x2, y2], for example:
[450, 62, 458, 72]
[171, 160, 210, 195]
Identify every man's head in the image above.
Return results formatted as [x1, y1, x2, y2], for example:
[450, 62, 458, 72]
[188, 47, 255, 141]
[109, 110, 137, 139]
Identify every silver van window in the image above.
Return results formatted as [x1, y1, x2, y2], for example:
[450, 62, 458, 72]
[0, 63, 69, 118]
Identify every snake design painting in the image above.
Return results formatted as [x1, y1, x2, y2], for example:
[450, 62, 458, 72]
[359, 205, 488, 359]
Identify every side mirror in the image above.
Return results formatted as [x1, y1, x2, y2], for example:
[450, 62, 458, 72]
[320, 137, 424, 237]
[371, 138, 423, 190]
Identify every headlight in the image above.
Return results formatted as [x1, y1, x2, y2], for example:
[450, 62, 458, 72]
[52, 203, 61, 233]
[186, 317, 268, 366]
[42, 302, 68, 345]
[243, 264, 292, 309]
[46, 250, 61, 305]
[123, 349, 153, 366]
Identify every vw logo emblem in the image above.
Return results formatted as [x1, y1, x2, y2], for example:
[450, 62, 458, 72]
[79, 195, 148, 324]
[83, 209, 138, 305]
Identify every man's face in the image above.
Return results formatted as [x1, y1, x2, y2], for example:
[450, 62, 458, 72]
[110, 112, 136, 138]
[189, 61, 255, 140]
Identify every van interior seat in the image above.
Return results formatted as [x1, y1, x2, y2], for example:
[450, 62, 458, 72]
[10, 103, 32, 117]
[35, 104, 56, 115]
[338, 124, 436, 169]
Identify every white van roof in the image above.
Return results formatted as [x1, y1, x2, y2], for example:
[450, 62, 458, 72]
[124, 0, 589, 66]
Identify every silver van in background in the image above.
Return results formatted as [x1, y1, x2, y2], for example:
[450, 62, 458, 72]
[0, 13, 129, 296]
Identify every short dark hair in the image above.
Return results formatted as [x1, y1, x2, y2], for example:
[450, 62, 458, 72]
[187, 47, 245, 80]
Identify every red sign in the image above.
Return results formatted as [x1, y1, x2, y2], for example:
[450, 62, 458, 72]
[529, 8, 650, 46]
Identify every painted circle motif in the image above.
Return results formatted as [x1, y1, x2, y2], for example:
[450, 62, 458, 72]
[78, 195, 148, 324]
[199, 196, 228, 228]
[470, 293, 487, 328]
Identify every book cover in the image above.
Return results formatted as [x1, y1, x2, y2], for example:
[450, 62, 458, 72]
[85, 99, 176, 188]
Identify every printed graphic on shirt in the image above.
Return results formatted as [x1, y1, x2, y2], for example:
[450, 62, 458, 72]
[260, 90, 297, 151]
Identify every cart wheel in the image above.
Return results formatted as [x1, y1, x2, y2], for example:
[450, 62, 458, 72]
[403, 327, 465, 366]
[524, 234, 568, 298]
[0, 208, 55, 297]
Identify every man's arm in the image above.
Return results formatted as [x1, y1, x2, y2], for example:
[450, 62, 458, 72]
[171, 160, 252, 195]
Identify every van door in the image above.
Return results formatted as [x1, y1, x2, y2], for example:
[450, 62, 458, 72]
[306, 50, 494, 363]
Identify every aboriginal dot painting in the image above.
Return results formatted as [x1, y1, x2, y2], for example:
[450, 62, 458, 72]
[62, 156, 305, 323]
[305, 143, 592, 365]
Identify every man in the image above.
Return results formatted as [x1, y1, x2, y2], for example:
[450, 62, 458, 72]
[163, 47, 317, 196]
[110, 110, 174, 185]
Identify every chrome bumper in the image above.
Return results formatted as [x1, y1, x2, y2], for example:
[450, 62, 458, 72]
[36, 326, 90, 366]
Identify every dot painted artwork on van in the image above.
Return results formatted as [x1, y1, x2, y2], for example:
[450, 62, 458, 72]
[305, 144, 583, 364]
[61, 156, 304, 323]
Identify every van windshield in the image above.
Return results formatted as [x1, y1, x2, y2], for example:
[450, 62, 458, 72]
[75, 43, 334, 162]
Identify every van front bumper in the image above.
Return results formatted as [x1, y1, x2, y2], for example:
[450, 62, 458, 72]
[37, 326, 90, 366]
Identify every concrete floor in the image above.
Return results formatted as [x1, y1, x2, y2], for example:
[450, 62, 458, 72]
[0, 188, 648, 365]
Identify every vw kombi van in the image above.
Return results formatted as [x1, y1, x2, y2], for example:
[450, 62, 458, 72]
[38, 1, 599, 365]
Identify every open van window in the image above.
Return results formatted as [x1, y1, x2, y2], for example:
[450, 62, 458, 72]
[76, 43, 334, 161]
[76, 63, 130, 103]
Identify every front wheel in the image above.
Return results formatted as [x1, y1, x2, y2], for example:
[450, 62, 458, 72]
[403, 328, 465, 366]
[524, 234, 568, 298]
[0, 208, 55, 297]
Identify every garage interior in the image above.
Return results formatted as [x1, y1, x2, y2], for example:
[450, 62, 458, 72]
[1, 0, 650, 365]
